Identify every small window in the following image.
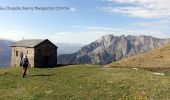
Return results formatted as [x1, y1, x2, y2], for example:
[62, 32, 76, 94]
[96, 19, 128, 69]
[16, 51, 18, 57]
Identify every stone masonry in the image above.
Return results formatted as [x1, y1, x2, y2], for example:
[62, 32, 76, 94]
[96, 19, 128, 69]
[11, 39, 58, 68]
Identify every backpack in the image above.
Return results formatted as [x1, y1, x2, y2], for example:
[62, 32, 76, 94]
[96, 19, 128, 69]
[21, 58, 28, 66]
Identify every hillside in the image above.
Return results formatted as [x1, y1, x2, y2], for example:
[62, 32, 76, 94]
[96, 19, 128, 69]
[58, 35, 170, 64]
[110, 44, 170, 68]
[0, 39, 13, 67]
[0, 65, 170, 99]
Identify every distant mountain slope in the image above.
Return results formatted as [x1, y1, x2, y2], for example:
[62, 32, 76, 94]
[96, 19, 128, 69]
[58, 35, 170, 64]
[0, 39, 13, 67]
[110, 44, 170, 68]
[56, 43, 85, 55]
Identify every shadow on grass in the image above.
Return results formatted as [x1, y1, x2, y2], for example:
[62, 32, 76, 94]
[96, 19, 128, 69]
[29, 74, 57, 77]
[36, 64, 75, 68]
[141, 67, 170, 72]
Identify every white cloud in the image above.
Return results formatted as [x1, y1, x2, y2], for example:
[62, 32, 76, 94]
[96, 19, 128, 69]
[70, 7, 77, 12]
[1, 26, 169, 44]
[50, 31, 109, 44]
[73, 25, 120, 31]
[0, 30, 45, 41]
[101, 0, 170, 19]
[50, 25, 170, 44]
[0, 29, 109, 44]
[131, 20, 170, 28]
[98, 0, 170, 39]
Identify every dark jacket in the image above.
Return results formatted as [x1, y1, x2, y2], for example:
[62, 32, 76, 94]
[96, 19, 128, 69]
[22, 58, 29, 67]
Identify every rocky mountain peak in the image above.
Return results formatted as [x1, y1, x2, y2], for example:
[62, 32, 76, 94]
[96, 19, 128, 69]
[58, 35, 170, 65]
[96, 34, 114, 43]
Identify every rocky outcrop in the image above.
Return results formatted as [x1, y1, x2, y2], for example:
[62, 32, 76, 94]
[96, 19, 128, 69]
[58, 35, 170, 64]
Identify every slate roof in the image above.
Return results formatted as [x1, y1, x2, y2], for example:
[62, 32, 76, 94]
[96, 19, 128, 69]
[11, 39, 48, 48]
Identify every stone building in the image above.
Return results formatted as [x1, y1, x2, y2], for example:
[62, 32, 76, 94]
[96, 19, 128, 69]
[11, 39, 58, 67]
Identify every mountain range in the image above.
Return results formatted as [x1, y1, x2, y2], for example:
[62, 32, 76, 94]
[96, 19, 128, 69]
[58, 35, 170, 64]
[1, 35, 170, 67]
[0, 39, 13, 67]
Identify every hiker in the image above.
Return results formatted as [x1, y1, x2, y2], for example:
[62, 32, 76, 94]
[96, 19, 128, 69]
[21, 55, 29, 78]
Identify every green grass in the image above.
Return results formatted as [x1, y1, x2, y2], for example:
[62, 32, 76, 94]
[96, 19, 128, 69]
[110, 44, 170, 68]
[0, 65, 170, 99]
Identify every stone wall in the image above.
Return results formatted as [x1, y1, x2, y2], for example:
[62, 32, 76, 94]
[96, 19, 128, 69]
[11, 47, 34, 67]
[34, 40, 57, 67]
[11, 40, 57, 68]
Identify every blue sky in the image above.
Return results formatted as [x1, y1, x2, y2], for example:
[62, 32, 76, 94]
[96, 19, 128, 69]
[0, 0, 170, 44]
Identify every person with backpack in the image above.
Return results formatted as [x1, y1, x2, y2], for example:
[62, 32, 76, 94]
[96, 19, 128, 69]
[21, 55, 29, 78]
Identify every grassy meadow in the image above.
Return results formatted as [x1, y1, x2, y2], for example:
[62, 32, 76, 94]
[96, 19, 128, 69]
[0, 65, 170, 99]
[110, 44, 170, 68]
